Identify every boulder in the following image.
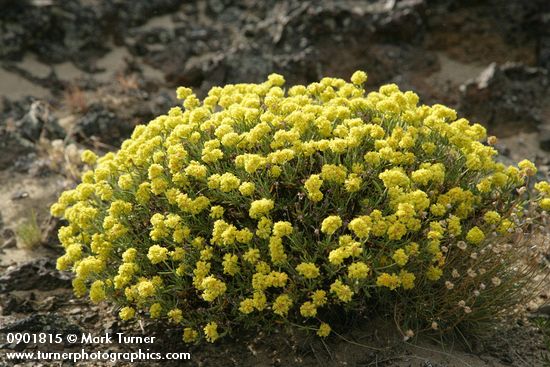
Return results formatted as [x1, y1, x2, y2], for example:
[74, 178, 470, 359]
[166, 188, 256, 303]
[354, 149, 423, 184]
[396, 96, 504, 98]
[0, 258, 72, 293]
[459, 63, 549, 136]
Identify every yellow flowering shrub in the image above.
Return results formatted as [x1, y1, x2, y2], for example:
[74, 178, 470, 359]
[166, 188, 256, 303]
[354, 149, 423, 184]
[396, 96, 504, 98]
[52, 71, 550, 343]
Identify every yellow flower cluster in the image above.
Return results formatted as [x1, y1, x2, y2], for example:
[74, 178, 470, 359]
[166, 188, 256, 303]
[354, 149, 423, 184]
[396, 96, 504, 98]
[304, 174, 324, 202]
[536, 182, 550, 210]
[320, 215, 342, 235]
[147, 245, 168, 264]
[465, 226, 485, 245]
[348, 262, 370, 279]
[296, 262, 320, 279]
[249, 199, 274, 219]
[52, 71, 550, 344]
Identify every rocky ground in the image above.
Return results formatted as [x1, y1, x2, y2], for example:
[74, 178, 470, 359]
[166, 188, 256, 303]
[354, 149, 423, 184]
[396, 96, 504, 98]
[1, 0, 550, 366]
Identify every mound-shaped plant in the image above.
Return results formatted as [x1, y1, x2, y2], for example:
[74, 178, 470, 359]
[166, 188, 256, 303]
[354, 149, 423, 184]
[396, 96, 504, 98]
[51, 72, 550, 343]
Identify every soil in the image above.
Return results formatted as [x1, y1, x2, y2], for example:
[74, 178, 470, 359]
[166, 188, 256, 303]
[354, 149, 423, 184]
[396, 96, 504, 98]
[1, 0, 550, 366]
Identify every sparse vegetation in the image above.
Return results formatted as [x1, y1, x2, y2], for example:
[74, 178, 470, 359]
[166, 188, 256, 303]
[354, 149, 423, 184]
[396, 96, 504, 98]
[15, 210, 42, 248]
[63, 84, 88, 114]
[533, 316, 550, 366]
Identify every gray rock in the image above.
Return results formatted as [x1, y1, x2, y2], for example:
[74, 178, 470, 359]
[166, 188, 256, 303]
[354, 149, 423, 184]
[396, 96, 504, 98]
[40, 215, 63, 249]
[459, 63, 549, 137]
[537, 6, 550, 71]
[16, 101, 65, 142]
[0, 294, 33, 316]
[0, 236, 16, 250]
[0, 258, 72, 293]
[540, 126, 550, 152]
[15, 102, 43, 142]
[10, 190, 29, 200]
[73, 104, 128, 145]
[0, 128, 35, 171]
[2, 228, 15, 240]
[374, 0, 426, 44]
[535, 304, 550, 316]
[421, 362, 447, 367]
[0, 314, 83, 348]
[0, 0, 182, 65]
